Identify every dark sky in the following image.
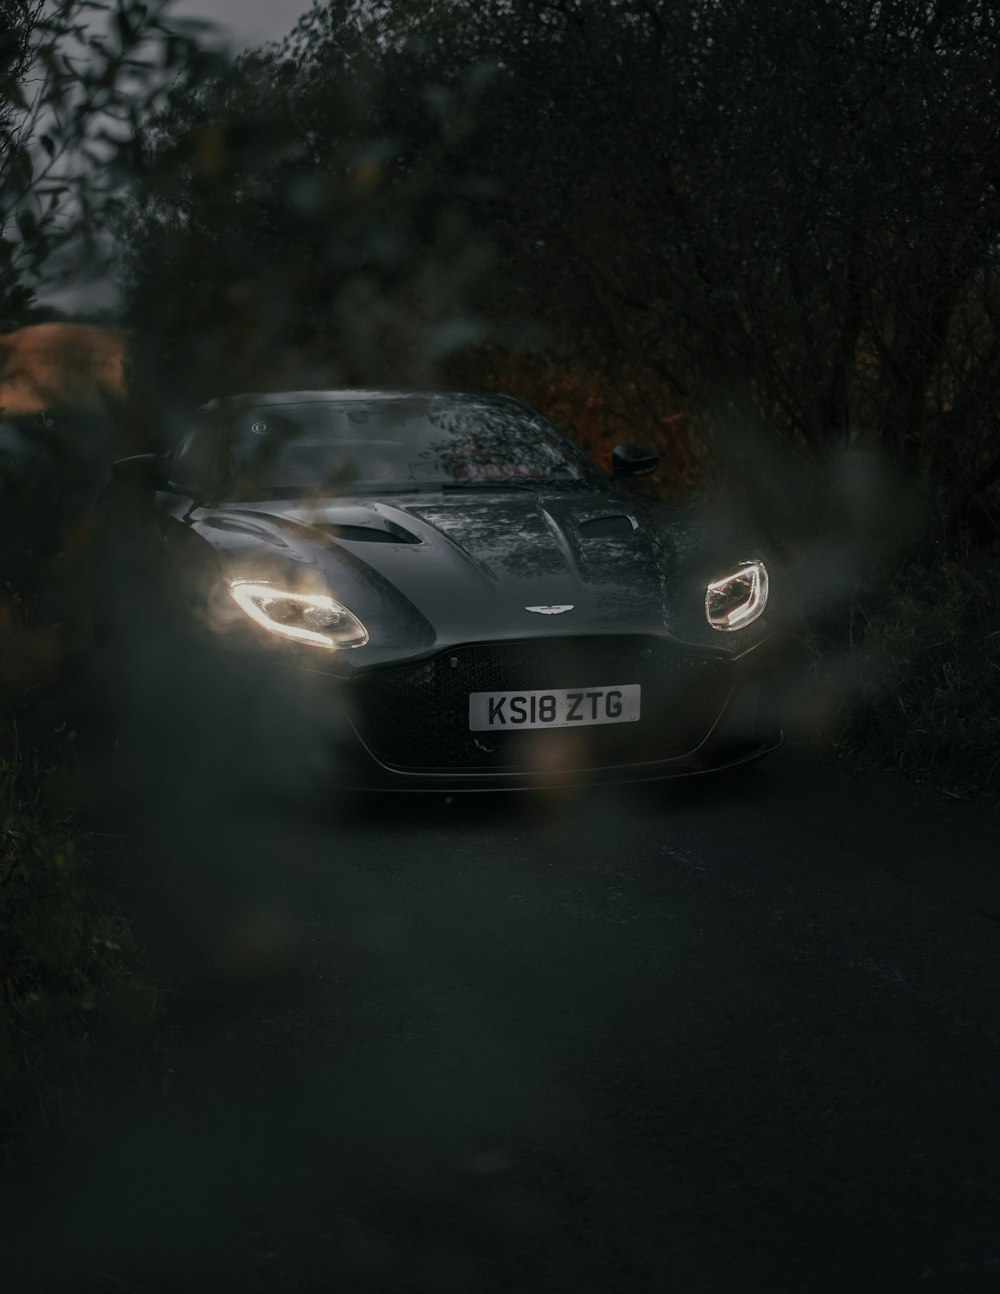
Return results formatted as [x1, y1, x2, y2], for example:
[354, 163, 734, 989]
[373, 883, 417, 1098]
[170, 0, 316, 49]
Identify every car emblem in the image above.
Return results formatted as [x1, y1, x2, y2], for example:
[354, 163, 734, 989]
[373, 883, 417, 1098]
[525, 605, 574, 615]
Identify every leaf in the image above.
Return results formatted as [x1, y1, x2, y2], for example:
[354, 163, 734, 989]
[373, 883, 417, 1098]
[15, 208, 36, 242]
[115, 7, 134, 48]
[0, 79, 27, 111]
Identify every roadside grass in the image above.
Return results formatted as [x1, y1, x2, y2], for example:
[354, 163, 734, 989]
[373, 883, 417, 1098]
[791, 551, 1000, 806]
[0, 733, 155, 1154]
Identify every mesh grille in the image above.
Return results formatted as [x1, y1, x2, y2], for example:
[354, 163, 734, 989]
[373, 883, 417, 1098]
[350, 637, 733, 773]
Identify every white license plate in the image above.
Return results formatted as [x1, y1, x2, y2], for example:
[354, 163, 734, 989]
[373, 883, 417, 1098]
[469, 684, 641, 731]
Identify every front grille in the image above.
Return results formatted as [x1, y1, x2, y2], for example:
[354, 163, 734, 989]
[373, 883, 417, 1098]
[350, 637, 733, 773]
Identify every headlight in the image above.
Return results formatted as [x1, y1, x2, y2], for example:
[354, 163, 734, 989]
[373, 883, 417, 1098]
[229, 581, 368, 649]
[705, 560, 768, 631]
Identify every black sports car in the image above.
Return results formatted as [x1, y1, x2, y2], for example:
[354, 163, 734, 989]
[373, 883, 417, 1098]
[105, 390, 782, 790]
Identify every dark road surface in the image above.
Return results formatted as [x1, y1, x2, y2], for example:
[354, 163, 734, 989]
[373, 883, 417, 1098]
[10, 750, 1000, 1293]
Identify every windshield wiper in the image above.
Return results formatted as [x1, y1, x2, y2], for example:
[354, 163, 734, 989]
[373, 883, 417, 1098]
[251, 483, 443, 498]
[438, 478, 588, 491]
[245, 478, 596, 500]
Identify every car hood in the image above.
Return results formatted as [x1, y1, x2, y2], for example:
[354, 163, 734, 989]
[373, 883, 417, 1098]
[189, 488, 718, 667]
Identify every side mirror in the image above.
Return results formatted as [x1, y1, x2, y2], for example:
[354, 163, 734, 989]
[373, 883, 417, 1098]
[108, 453, 169, 493]
[610, 443, 659, 481]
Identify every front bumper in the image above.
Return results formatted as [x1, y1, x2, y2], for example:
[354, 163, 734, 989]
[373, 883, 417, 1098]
[313, 633, 784, 791]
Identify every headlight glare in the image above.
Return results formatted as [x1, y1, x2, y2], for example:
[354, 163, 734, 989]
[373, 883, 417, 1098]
[229, 581, 368, 649]
[705, 560, 768, 631]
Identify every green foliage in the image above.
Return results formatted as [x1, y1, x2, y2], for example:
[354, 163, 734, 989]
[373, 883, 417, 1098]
[120, 25, 496, 440]
[0, 1, 210, 1144]
[0, 0, 224, 322]
[793, 550, 1000, 804]
[260, 0, 1000, 548]
[0, 745, 153, 1143]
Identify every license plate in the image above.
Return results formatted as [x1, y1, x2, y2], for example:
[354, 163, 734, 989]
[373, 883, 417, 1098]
[469, 684, 641, 731]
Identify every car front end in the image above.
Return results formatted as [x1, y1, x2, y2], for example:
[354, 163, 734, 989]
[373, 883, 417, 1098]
[118, 390, 784, 792]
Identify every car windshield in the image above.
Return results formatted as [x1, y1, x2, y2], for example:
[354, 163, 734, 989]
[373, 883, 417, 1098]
[174, 397, 599, 500]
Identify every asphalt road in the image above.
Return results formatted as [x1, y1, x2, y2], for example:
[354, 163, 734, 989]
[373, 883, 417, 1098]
[10, 749, 1000, 1293]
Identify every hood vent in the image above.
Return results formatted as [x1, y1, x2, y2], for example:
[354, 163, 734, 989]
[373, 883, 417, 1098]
[225, 509, 422, 546]
[313, 522, 420, 545]
[578, 514, 636, 539]
[202, 515, 288, 544]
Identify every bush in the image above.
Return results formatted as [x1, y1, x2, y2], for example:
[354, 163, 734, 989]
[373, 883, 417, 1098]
[0, 738, 153, 1146]
[792, 551, 1000, 803]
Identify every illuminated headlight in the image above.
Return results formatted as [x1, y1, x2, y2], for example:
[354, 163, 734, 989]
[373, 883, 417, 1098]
[705, 560, 768, 631]
[229, 581, 368, 649]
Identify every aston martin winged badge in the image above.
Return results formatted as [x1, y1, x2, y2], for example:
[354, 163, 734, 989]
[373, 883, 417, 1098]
[525, 605, 574, 615]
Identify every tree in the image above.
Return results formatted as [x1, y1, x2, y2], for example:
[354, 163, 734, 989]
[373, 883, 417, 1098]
[0, 0, 220, 324]
[118, 9, 496, 443]
[262, 0, 1000, 545]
